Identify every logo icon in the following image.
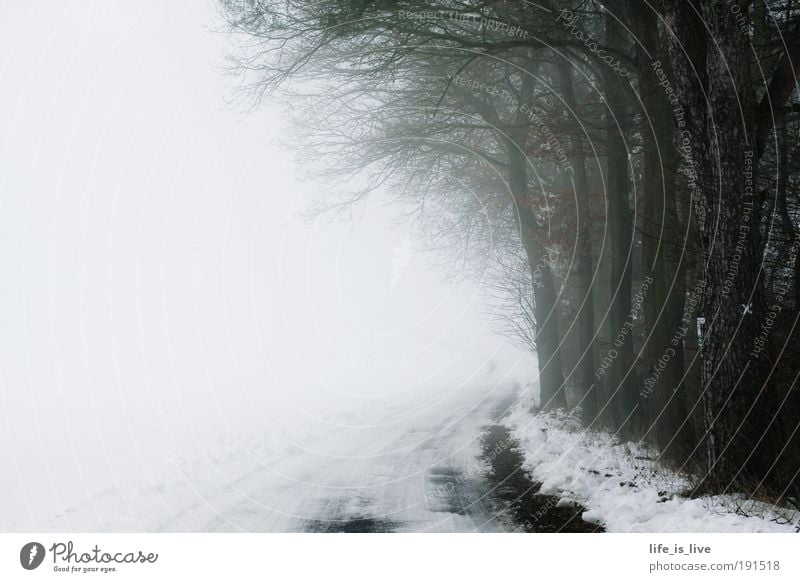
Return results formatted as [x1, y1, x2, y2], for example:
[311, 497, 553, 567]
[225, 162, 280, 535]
[20, 542, 45, 570]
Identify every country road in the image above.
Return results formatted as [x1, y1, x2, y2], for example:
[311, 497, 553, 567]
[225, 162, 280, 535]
[155, 384, 521, 533]
[45, 384, 525, 533]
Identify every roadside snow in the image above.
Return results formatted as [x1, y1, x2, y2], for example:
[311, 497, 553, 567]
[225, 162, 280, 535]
[504, 396, 800, 533]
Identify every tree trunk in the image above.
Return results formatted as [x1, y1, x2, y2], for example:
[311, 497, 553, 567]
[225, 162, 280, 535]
[635, 11, 695, 463]
[558, 63, 599, 424]
[604, 14, 638, 434]
[660, 0, 772, 489]
[508, 143, 567, 410]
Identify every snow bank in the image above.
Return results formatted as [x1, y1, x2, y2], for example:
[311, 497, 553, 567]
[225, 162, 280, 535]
[504, 397, 800, 533]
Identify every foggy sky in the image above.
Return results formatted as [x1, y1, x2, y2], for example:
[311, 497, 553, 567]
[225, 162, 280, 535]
[0, 1, 535, 529]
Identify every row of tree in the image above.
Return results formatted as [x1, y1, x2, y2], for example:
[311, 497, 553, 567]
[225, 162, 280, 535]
[221, 0, 800, 506]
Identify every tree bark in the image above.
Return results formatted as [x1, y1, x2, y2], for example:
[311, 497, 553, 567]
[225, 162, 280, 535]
[660, 0, 772, 489]
[508, 144, 567, 410]
[558, 63, 599, 424]
[635, 10, 695, 462]
[604, 13, 638, 434]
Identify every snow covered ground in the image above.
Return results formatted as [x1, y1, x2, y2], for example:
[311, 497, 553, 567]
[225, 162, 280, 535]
[43, 383, 520, 532]
[32, 380, 800, 533]
[504, 394, 800, 533]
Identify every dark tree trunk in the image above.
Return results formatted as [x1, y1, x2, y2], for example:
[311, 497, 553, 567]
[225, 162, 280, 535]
[508, 145, 567, 410]
[634, 11, 695, 463]
[659, 0, 773, 489]
[604, 14, 638, 434]
[558, 63, 599, 424]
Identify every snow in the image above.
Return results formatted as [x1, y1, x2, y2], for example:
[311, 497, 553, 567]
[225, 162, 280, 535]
[504, 393, 800, 532]
[36, 378, 800, 533]
[42, 382, 520, 532]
